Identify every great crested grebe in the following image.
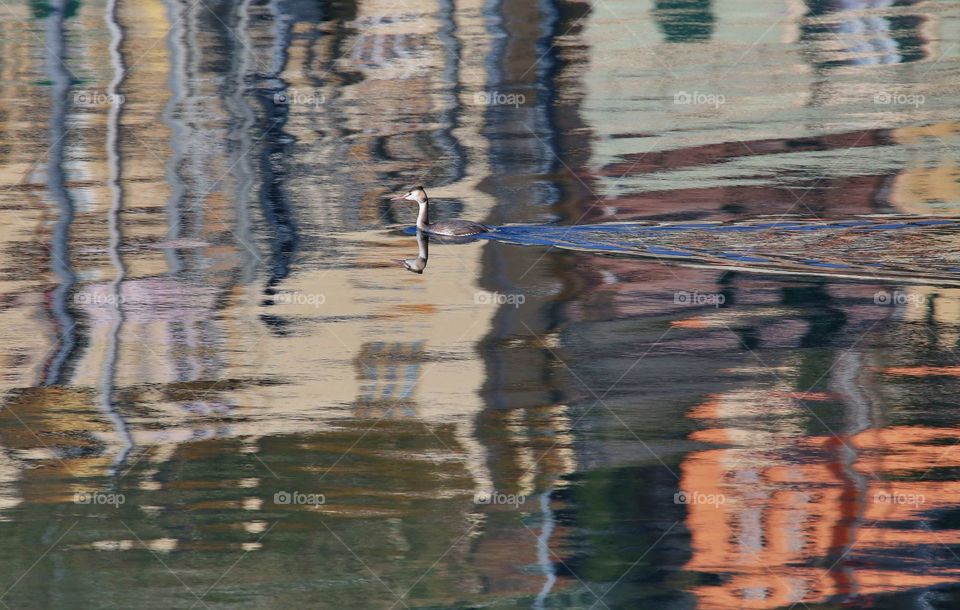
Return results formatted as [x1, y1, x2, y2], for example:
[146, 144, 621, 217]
[391, 186, 490, 237]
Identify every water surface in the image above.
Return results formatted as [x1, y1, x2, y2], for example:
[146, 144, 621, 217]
[1, 0, 960, 608]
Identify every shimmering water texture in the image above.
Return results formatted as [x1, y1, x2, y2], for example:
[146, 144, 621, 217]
[2, 0, 960, 608]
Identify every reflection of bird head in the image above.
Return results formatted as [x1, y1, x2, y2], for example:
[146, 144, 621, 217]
[397, 257, 427, 274]
[395, 229, 429, 274]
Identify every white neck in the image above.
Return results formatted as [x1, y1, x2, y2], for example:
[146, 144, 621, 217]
[416, 230, 428, 259]
[416, 200, 429, 229]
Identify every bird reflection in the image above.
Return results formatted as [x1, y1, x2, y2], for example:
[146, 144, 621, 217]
[396, 229, 429, 274]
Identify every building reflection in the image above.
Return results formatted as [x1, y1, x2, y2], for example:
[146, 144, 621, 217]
[0, 0, 958, 607]
[0, 0, 580, 604]
[802, 0, 929, 67]
[684, 400, 960, 607]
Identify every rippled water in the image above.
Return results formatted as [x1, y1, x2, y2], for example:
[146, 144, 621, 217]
[2, 0, 960, 608]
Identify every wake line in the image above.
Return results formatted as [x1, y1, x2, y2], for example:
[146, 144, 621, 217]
[477, 216, 960, 284]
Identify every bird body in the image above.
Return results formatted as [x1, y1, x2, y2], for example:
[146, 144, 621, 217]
[391, 187, 490, 237]
[426, 219, 489, 236]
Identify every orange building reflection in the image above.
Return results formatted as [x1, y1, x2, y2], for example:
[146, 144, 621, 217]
[682, 393, 960, 609]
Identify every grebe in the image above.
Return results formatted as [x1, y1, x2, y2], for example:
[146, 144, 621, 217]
[396, 229, 428, 274]
[391, 186, 490, 237]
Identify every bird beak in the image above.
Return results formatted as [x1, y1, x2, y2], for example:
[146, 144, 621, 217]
[390, 193, 407, 201]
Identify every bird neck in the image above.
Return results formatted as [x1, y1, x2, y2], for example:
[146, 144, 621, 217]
[416, 231, 428, 259]
[416, 200, 430, 229]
